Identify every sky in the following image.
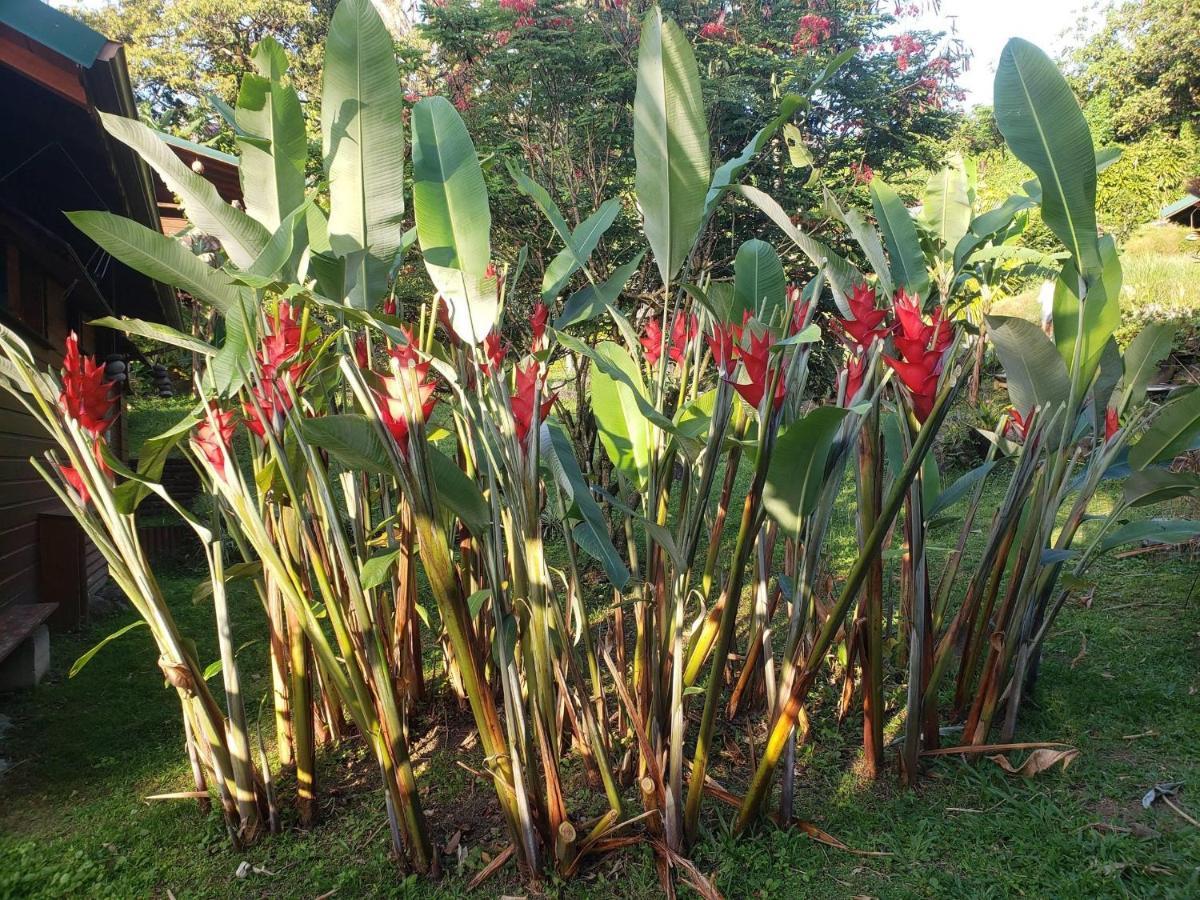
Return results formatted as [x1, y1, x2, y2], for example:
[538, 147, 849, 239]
[911, 0, 1100, 108]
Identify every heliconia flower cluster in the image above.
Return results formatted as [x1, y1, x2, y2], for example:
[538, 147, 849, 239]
[704, 313, 785, 412]
[511, 359, 555, 443]
[57, 331, 117, 504]
[373, 329, 438, 452]
[1006, 406, 1033, 441]
[192, 403, 238, 476]
[882, 288, 952, 422]
[641, 310, 697, 367]
[245, 302, 308, 439]
[830, 283, 888, 404]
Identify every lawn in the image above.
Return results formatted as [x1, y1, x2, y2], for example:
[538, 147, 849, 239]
[2, 470, 1199, 899]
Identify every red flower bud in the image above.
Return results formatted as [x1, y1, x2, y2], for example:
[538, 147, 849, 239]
[58, 331, 115, 437]
[511, 359, 555, 443]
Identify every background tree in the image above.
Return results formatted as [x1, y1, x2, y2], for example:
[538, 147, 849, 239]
[1068, 0, 1200, 142]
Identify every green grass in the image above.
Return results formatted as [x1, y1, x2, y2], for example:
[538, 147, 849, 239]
[3, 470, 1200, 898]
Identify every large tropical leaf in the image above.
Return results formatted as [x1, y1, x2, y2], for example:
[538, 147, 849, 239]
[920, 155, 972, 261]
[543, 421, 630, 589]
[993, 38, 1100, 275]
[1099, 518, 1200, 553]
[870, 177, 930, 297]
[556, 252, 645, 329]
[634, 8, 710, 287]
[66, 211, 241, 313]
[762, 407, 851, 537]
[1122, 469, 1200, 508]
[99, 112, 269, 269]
[321, 0, 407, 306]
[1129, 387, 1200, 470]
[1118, 321, 1175, 413]
[986, 315, 1071, 419]
[411, 97, 496, 342]
[236, 38, 307, 234]
[704, 93, 803, 217]
[732, 239, 786, 328]
[823, 188, 892, 298]
[1051, 234, 1121, 388]
[541, 199, 621, 300]
[589, 340, 654, 488]
[734, 185, 862, 313]
[91, 316, 215, 356]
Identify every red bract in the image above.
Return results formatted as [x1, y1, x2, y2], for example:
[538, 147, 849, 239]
[699, 10, 727, 39]
[511, 359, 555, 443]
[59, 464, 90, 506]
[58, 331, 115, 437]
[1105, 406, 1120, 442]
[354, 335, 369, 369]
[244, 382, 295, 440]
[531, 300, 549, 352]
[193, 405, 238, 476]
[668, 311, 698, 364]
[842, 350, 868, 404]
[481, 330, 505, 376]
[373, 350, 437, 452]
[641, 318, 664, 366]
[1006, 406, 1033, 441]
[883, 352, 940, 422]
[382, 296, 397, 317]
[788, 283, 811, 335]
[732, 328, 785, 411]
[707, 322, 739, 377]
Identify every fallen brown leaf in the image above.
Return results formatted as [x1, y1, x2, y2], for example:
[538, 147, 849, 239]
[1070, 635, 1087, 669]
[987, 747, 1079, 777]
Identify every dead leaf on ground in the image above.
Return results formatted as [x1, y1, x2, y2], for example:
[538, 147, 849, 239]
[987, 747, 1079, 777]
[1070, 635, 1087, 669]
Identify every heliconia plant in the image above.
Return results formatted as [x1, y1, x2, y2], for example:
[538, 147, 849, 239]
[6, 2, 1200, 891]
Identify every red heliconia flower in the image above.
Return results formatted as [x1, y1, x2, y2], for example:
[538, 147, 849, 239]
[480, 330, 505, 376]
[842, 349, 868, 404]
[354, 335, 369, 369]
[243, 382, 295, 440]
[373, 348, 438, 452]
[382, 296, 398, 317]
[531, 300, 549, 352]
[59, 464, 90, 506]
[390, 327, 422, 370]
[732, 328, 785, 411]
[641, 317, 665, 366]
[788, 283, 811, 335]
[707, 322, 739, 377]
[258, 302, 303, 380]
[668, 311, 698, 364]
[835, 283, 889, 348]
[511, 359, 556, 443]
[1006, 406, 1034, 442]
[193, 404, 238, 477]
[1105, 406, 1120, 442]
[58, 331, 115, 437]
[884, 351, 940, 422]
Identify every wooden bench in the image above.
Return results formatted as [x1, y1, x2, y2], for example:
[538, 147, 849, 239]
[0, 603, 57, 689]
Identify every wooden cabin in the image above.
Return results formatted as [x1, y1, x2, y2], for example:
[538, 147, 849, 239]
[0, 0, 240, 686]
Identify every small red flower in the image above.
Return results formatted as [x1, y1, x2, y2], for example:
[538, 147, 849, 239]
[243, 382, 295, 440]
[58, 332, 115, 437]
[1105, 406, 1120, 442]
[788, 283, 811, 335]
[193, 404, 238, 476]
[531, 300, 549, 352]
[884, 352, 940, 422]
[511, 359, 555, 443]
[258, 302, 304, 381]
[354, 335, 369, 369]
[382, 296, 397, 317]
[699, 11, 727, 39]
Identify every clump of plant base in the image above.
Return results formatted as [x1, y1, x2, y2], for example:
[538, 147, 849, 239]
[3, 2, 1199, 889]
